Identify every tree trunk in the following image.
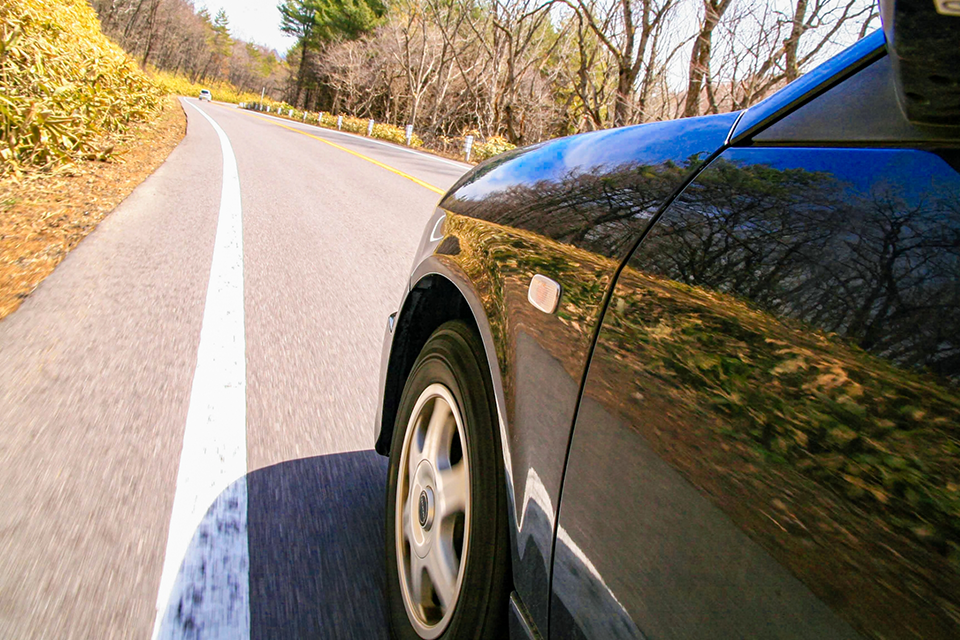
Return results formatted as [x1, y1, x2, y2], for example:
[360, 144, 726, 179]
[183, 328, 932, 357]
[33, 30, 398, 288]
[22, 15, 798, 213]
[683, 0, 729, 117]
[139, 0, 161, 67]
[293, 45, 311, 107]
[784, 0, 809, 83]
[613, 65, 634, 127]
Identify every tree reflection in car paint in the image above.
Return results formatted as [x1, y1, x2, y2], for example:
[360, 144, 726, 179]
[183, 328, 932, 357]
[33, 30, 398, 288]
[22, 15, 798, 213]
[566, 147, 959, 639]
[443, 115, 740, 262]
[642, 150, 960, 378]
[433, 212, 616, 616]
[435, 114, 738, 631]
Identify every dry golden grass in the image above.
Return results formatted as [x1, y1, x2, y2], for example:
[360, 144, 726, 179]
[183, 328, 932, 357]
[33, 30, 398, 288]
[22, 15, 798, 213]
[0, 0, 183, 319]
[0, 0, 163, 172]
[150, 69, 263, 105]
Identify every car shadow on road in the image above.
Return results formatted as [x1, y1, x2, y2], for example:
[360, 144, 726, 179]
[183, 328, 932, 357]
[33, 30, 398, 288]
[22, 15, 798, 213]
[248, 450, 390, 639]
[156, 449, 390, 639]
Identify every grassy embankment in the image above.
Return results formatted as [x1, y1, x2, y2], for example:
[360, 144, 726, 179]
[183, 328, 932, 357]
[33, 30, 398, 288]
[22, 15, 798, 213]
[0, 0, 184, 319]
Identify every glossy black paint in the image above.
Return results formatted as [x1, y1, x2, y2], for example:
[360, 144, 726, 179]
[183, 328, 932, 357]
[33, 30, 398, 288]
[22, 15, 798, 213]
[377, 115, 737, 635]
[441, 115, 739, 261]
[376, 22, 960, 640]
[554, 145, 960, 639]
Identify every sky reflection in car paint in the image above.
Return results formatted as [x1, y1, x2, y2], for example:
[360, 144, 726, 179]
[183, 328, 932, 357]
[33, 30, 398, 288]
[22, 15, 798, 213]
[444, 113, 740, 261]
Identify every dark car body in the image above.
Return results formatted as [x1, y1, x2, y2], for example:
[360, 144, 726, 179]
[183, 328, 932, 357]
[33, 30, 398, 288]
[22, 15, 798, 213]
[375, 19, 960, 640]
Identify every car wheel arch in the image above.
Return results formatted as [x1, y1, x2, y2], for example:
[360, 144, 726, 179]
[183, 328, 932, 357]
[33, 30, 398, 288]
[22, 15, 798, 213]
[378, 270, 500, 457]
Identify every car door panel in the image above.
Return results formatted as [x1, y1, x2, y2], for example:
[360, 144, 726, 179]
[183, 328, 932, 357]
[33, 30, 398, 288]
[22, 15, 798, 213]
[553, 145, 960, 639]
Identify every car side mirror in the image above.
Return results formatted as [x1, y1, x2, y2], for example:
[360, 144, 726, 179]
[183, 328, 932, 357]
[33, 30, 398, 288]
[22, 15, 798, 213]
[881, 0, 960, 126]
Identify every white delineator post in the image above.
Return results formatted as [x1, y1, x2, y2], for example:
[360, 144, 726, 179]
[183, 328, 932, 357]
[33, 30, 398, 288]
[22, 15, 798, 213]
[464, 135, 474, 162]
[405, 124, 414, 145]
[337, 115, 343, 130]
[367, 119, 374, 136]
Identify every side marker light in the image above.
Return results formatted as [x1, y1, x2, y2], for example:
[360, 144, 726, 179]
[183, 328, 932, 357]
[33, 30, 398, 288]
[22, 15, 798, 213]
[528, 274, 561, 314]
[935, 0, 960, 15]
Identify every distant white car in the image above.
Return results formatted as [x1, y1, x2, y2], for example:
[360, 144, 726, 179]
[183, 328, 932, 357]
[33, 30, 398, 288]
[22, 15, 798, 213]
[198, 90, 212, 102]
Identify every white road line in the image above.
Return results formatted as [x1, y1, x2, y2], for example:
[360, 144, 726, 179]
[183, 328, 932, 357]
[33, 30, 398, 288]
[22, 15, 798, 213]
[152, 100, 249, 639]
[242, 108, 472, 170]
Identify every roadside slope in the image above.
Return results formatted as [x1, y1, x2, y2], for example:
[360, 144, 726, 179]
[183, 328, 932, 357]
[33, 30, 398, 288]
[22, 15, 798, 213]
[0, 0, 183, 319]
[0, 99, 185, 318]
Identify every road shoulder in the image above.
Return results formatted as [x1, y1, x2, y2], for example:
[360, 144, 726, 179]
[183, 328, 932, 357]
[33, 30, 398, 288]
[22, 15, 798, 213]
[0, 96, 186, 320]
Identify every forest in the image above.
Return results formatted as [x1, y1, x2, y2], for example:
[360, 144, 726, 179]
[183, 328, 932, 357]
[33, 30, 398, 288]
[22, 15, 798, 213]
[277, 0, 879, 147]
[89, 0, 288, 97]
[88, 0, 879, 148]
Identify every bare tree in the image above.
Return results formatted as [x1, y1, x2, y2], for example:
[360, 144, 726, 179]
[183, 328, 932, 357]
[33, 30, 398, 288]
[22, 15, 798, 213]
[683, 0, 733, 116]
[281, 0, 879, 144]
[90, 0, 286, 97]
[565, 0, 680, 126]
[718, 0, 878, 110]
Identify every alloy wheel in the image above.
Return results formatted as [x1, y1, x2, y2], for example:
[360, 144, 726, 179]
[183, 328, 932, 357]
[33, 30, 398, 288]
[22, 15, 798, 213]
[394, 382, 471, 638]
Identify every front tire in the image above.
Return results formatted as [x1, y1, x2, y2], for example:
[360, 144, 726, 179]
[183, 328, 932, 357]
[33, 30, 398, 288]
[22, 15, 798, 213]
[385, 321, 509, 640]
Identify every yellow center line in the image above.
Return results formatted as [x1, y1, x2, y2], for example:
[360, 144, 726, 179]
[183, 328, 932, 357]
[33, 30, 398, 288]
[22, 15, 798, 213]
[245, 112, 445, 195]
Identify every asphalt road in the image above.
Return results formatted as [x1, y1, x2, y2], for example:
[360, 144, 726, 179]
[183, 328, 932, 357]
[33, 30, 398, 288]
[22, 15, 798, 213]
[0, 99, 470, 638]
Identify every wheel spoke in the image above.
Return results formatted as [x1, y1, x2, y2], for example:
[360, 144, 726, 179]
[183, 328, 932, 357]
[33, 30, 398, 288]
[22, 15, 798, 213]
[425, 541, 459, 609]
[407, 435, 421, 486]
[409, 552, 425, 604]
[437, 462, 467, 519]
[401, 500, 414, 545]
[423, 399, 452, 466]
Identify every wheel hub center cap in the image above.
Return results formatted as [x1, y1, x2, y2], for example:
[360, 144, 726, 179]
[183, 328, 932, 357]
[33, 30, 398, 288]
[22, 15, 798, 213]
[418, 486, 435, 531]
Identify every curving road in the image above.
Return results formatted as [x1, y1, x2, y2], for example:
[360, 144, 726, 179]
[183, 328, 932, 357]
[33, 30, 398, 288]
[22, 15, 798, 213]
[0, 99, 470, 639]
